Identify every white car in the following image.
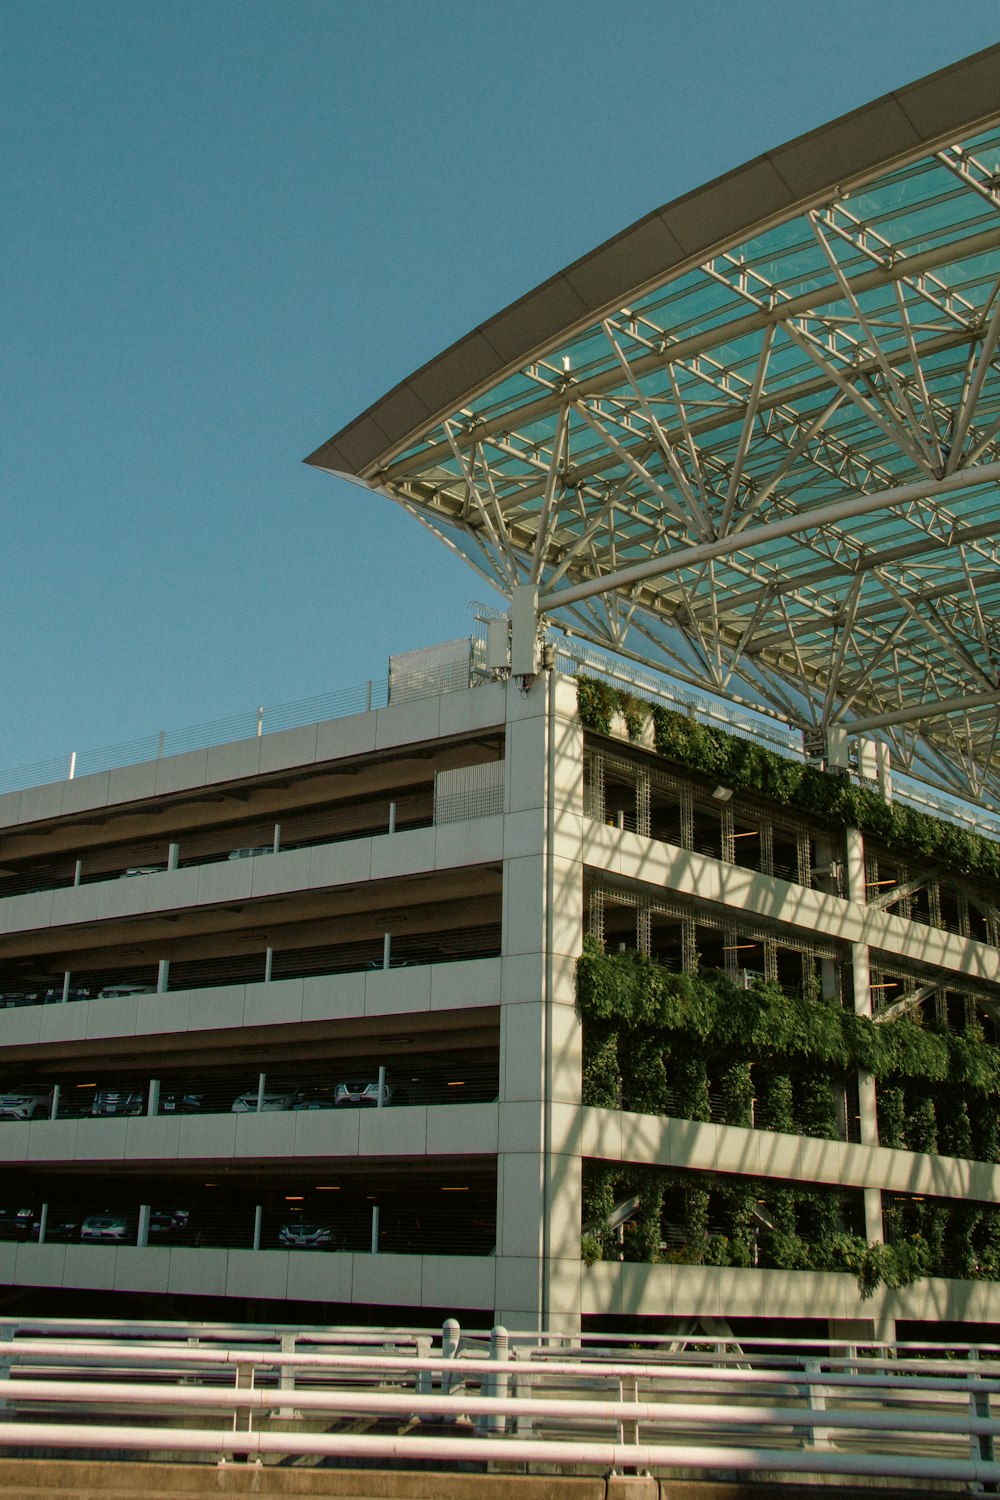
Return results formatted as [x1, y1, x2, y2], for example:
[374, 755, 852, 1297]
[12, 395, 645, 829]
[279, 1221, 335, 1249]
[230, 1089, 299, 1113]
[228, 845, 273, 861]
[0, 1090, 52, 1121]
[80, 1212, 134, 1243]
[97, 982, 156, 999]
[334, 1078, 396, 1108]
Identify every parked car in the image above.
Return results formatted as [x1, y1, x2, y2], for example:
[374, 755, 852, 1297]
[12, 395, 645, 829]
[334, 1077, 398, 1108]
[97, 982, 156, 999]
[149, 1207, 190, 1237]
[0, 1089, 53, 1121]
[54, 1090, 98, 1118]
[230, 1088, 299, 1113]
[91, 1088, 146, 1117]
[0, 991, 39, 1009]
[41, 1212, 81, 1243]
[227, 845, 273, 861]
[80, 1212, 135, 1243]
[0, 1206, 37, 1239]
[278, 1221, 335, 1250]
[158, 1089, 206, 1114]
[292, 1088, 338, 1111]
[119, 866, 164, 878]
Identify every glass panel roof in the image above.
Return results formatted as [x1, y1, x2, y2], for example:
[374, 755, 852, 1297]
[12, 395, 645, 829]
[308, 52, 1000, 807]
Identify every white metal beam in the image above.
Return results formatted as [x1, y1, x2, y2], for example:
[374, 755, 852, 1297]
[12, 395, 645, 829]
[540, 461, 1000, 611]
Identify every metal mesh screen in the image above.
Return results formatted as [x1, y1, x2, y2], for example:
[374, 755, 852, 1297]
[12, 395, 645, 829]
[434, 760, 504, 824]
[388, 638, 472, 704]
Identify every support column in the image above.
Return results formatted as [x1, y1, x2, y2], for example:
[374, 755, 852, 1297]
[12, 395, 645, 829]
[495, 674, 584, 1333]
[847, 828, 883, 1246]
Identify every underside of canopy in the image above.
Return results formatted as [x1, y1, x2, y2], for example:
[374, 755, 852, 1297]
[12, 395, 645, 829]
[308, 45, 1000, 809]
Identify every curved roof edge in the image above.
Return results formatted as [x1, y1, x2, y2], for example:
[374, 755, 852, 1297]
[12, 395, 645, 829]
[306, 43, 1000, 482]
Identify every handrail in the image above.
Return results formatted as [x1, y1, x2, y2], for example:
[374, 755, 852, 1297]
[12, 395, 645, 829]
[0, 1388, 994, 1481]
[0, 1326, 997, 1482]
[4, 1339, 1000, 1389]
[0, 1422, 994, 1483]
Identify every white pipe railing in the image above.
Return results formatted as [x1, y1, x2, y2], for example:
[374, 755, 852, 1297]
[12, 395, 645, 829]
[0, 1332, 996, 1483]
[0, 1376, 992, 1439]
[0, 1421, 994, 1484]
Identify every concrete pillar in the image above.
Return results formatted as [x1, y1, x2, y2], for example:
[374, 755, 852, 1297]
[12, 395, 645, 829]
[494, 674, 584, 1333]
[846, 832, 882, 1242]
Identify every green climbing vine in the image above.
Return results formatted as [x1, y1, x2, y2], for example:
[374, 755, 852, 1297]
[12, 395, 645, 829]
[577, 940, 1000, 1161]
[581, 1158, 1000, 1299]
[577, 943, 1000, 1297]
[578, 1152, 995, 1296]
[576, 676, 1000, 886]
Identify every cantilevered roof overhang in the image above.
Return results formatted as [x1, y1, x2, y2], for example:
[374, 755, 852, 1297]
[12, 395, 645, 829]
[308, 45, 1000, 807]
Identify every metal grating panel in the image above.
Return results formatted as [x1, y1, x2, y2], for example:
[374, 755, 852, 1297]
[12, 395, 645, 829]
[434, 760, 504, 824]
[388, 638, 472, 705]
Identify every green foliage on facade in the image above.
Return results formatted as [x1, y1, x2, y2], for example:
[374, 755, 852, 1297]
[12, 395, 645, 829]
[577, 941, 1000, 1130]
[576, 676, 1000, 884]
[582, 1156, 1000, 1298]
[577, 944, 1000, 1296]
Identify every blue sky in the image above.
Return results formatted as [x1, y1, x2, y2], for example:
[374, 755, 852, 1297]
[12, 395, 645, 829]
[3, 1, 999, 772]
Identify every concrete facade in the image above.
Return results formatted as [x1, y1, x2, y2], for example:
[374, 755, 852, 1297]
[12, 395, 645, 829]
[0, 666, 998, 1335]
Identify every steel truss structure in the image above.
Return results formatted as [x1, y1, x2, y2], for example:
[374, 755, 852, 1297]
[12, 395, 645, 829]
[309, 47, 1000, 808]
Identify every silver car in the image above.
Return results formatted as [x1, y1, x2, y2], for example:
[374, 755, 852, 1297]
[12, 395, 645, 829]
[0, 1090, 52, 1121]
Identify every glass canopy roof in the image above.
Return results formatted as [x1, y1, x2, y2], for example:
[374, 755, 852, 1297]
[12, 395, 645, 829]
[308, 47, 1000, 808]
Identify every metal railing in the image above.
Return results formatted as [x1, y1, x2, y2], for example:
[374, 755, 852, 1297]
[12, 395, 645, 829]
[0, 1320, 996, 1482]
[0, 924, 502, 1014]
[0, 681, 390, 799]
